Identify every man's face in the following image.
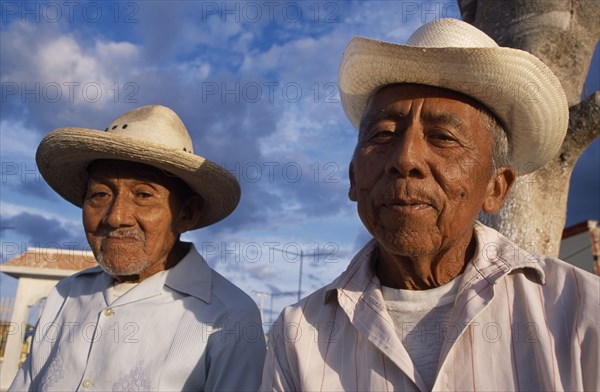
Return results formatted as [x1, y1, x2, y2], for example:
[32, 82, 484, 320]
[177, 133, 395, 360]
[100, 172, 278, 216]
[83, 160, 190, 280]
[349, 84, 506, 258]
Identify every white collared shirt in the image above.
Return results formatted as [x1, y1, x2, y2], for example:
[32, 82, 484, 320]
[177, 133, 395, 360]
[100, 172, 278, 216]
[10, 244, 266, 392]
[261, 222, 600, 391]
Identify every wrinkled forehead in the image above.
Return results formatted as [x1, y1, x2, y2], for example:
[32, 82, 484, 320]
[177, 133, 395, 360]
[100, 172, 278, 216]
[84, 159, 197, 205]
[360, 83, 494, 129]
[85, 159, 190, 196]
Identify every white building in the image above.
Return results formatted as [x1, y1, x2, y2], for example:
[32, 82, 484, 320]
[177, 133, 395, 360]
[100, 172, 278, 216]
[559, 220, 599, 275]
[0, 248, 96, 390]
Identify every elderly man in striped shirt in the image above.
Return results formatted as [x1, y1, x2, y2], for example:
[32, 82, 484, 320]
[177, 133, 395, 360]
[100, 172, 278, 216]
[261, 19, 599, 392]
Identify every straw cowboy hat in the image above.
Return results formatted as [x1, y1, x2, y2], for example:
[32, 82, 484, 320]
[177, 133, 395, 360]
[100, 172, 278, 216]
[339, 18, 569, 175]
[36, 105, 240, 229]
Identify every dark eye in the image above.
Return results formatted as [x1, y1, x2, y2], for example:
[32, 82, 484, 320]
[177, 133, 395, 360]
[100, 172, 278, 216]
[368, 130, 398, 144]
[85, 190, 111, 206]
[137, 192, 152, 199]
[427, 130, 458, 145]
[89, 191, 109, 199]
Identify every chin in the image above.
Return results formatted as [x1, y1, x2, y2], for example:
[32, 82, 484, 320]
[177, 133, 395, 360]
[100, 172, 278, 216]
[382, 243, 433, 257]
[378, 229, 440, 257]
[98, 263, 145, 277]
[96, 253, 148, 277]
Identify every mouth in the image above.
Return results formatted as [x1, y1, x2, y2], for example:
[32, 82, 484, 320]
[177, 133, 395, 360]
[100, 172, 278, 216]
[104, 236, 139, 243]
[385, 198, 435, 213]
[101, 230, 144, 245]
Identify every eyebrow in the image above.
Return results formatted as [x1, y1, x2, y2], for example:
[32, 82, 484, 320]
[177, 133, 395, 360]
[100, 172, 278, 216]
[424, 111, 466, 131]
[359, 108, 403, 133]
[86, 173, 165, 187]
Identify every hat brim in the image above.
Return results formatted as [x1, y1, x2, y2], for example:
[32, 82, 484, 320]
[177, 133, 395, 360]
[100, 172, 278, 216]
[36, 128, 240, 229]
[339, 37, 569, 175]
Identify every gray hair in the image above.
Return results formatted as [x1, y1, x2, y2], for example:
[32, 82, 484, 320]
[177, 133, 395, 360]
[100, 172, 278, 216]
[477, 108, 511, 173]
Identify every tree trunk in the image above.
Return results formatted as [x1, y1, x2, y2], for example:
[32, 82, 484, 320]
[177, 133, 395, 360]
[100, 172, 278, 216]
[459, 0, 600, 256]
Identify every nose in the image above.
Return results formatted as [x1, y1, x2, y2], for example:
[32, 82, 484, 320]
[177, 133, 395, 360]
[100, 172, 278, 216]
[103, 193, 135, 228]
[384, 123, 427, 179]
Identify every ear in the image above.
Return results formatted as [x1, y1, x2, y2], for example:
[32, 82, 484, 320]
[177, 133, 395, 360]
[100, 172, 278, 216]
[482, 167, 516, 213]
[348, 160, 358, 202]
[175, 195, 204, 234]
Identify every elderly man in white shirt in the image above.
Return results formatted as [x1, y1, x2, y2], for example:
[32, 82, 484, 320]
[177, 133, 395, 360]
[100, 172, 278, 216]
[261, 19, 599, 392]
[9, 105, 266, 391]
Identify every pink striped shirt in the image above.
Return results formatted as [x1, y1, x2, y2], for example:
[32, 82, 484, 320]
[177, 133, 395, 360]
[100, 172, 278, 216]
[261, 222, 599, 391]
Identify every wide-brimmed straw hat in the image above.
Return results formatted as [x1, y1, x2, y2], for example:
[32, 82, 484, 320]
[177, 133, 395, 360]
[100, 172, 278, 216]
[36, 105, 240, 229]
[339, 18, 569, 175]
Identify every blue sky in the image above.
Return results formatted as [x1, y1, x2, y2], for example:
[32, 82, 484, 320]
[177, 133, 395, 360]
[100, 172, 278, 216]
[1, 0, 598, 322]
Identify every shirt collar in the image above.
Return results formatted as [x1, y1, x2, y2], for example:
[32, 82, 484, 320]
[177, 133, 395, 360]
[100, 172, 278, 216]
[164, 242, 212, 303]
[77, 244, 212, 304]
[324, 238, 378, 303]
[323, 221, 546, 303]
[458, 221, 545, 295]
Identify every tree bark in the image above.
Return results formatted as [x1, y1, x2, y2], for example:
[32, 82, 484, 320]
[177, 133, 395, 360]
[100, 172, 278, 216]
[458, 0, 600, 256]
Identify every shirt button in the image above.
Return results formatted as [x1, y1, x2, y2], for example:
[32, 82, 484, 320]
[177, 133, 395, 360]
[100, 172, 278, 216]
[104, 308, 115, 316]
[82, 379, 93, 388]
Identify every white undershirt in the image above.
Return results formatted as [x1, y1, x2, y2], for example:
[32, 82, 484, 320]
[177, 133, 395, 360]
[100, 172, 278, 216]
[382, 276, 461, 391]
[108, 270, 171, 304]
[108, 281, 139, 303]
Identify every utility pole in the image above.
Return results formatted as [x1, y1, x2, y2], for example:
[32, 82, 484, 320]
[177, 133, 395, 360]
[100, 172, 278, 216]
[253, 291, 269, 322]
[298, 249, 303, 302]
[273, 246, 329, 301]
[268, 291, 296, 324]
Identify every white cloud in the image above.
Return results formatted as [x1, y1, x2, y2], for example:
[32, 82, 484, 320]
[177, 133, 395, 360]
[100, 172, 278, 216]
[1, 22, 141, 109]
[240, 34, 344, 82]
[175, 60, 212, 83]
[37, 35, 98, 82]
[0, 201, 78, 229]
[0, 120, 42, 158]
[94, 40, 141, 74]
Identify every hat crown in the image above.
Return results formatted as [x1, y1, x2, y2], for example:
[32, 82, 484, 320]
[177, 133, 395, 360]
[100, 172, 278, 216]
[406, 18, 498, 48]
[105, 105, 194, 154]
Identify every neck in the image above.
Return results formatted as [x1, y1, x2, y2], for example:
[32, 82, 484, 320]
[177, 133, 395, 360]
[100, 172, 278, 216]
[376, 229, 476, 290]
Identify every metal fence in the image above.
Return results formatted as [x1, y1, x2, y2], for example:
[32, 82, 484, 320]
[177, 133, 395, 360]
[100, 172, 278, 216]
[0, 297, 15, 359]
